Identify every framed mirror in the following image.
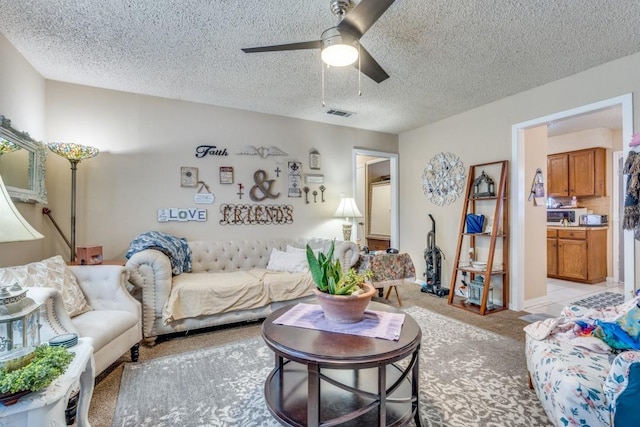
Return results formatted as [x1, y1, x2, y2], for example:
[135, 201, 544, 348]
[0, 116, 47, 203]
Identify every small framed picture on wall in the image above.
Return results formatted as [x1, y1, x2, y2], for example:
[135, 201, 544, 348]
[180, 166, 198, 187]
[309, 148, 321, 170]
[220, 166, 234, 184]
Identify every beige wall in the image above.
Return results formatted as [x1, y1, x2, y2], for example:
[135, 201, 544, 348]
[523, 126, 548, 301]
[0, 34, 398, 266]
[0, 34, 47, 266]
[399, 52, 640, 307]
[40, 83, 398, 261]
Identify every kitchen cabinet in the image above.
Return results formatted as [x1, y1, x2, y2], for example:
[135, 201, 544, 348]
[547, 148, 606, 197]
[546, 229, 558, 276]
[547, 227, 607, 283]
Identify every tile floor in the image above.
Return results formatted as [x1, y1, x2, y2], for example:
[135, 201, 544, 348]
[523, 278, 625, 317]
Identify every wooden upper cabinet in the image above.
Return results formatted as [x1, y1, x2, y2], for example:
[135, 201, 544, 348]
[547, 154, 569, 197]
[547, 148, 606, 198]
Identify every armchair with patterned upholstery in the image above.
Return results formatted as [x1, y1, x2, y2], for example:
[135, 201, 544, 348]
[0, 256, 141, 376]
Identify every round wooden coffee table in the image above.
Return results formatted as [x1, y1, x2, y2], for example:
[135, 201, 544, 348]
[262, 301, 422, 426]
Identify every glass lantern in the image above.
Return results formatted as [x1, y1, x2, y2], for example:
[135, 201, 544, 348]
[465, 275, 495, 310]
[472, 170, 496, 198]
[0, 283, 42, 369]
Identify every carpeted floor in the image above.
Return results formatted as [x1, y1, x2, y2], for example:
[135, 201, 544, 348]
[87, 283, 536, 427]
[111, 306, 549, 426]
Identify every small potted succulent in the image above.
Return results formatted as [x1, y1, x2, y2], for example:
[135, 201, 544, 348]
[0, 345, 74, 406]
[306, 241, 374, 323]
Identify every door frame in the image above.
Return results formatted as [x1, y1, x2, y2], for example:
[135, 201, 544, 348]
[511, 93, 634, 311]
[352, 148, 399, 249]
[613, 150, 624, 283]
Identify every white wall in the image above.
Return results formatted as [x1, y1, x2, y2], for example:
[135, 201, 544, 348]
[0, 34, 47, 266]
[399, 52, 640, 306]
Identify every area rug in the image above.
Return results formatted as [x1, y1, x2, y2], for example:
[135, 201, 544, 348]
[571, 291, 625, 309]
[112, 306, 551, 426]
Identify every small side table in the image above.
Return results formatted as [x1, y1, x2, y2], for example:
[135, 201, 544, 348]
[0, 338, 95, 427]
[357, 252, 416, 306]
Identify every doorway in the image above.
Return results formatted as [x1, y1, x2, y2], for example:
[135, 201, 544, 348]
[511, 94, 635, 311]
[352, 149, 399, 249]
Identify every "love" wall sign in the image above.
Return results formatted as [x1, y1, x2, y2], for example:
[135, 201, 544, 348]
[157, 208, 207, 222]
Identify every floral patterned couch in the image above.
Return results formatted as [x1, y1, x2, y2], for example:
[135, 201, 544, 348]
[524, 294, 640, 427]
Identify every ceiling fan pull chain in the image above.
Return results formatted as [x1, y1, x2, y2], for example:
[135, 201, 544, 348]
[322, 61, 326, 107]
[358, 42, 362, 96]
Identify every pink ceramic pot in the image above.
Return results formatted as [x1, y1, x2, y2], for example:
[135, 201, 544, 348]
[313, 282, 376, 323]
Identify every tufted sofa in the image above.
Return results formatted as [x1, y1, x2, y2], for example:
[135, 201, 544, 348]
[0, 257, 141, 377]
[126, 237, 359, 344]
[524, 295, 640, 427]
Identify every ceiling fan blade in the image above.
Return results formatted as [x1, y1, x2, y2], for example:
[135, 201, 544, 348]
[355, 44, 389, 83]
[241, 40, 321, 53]
[337, 0, 395, 38]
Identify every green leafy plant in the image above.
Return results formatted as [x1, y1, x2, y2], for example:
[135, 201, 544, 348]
[306, 241, 372, 295]
[0, 345, 74, 394]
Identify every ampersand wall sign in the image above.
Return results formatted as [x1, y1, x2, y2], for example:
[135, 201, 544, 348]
[249, 170, 280, 201]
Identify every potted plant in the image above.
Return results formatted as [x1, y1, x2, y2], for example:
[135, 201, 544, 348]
[306, 241, 375, 323]
[0, 345, 74, 406]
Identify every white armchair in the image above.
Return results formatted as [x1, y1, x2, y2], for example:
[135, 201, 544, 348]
[27, 265, 141, 376]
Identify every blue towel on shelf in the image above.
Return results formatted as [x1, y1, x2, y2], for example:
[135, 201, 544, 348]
[466, 214, 485, 234]
[126, 231, 192, 275]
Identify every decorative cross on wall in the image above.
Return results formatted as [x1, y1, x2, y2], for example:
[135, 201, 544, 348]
[237, 183, 244, 200]
[274, 166, 282, 177]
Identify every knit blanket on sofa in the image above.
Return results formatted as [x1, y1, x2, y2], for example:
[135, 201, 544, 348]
[126, 231, 192, 275]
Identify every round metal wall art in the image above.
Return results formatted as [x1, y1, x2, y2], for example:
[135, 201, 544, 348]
[421, 152, 466, 206]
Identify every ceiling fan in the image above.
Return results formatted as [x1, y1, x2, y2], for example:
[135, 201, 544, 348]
[241, 0, 395, 83]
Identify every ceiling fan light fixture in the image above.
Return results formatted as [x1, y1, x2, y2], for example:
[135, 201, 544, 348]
[322, 43, 358, 67]
[321, 28, 358, 67]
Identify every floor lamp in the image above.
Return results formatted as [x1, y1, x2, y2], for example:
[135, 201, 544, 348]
[48, 143, 99, 263]
[334, 194, 363, 241]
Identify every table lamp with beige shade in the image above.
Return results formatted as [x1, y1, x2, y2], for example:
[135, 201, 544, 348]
[333, 194, 362, 241]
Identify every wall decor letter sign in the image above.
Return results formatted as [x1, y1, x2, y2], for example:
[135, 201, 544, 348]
[249, 170, 279, 201]
[158, 208, 207, 222]
[195, 145, 229, 158]
[219, 204, 293, 225]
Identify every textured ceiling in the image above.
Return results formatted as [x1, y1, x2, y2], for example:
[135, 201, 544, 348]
[1, 1, 640, 135]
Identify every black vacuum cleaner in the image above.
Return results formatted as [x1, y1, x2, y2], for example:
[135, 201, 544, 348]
[421, 214, 449, 297]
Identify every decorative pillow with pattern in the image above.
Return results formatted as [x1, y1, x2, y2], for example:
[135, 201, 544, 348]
[0, 255, 92, 317]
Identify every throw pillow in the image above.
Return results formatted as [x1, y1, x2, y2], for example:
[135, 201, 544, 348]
[267, 249, 310, 273]
[0, 255, 92, 317]
[615, 305, 640, 340]
[286, 245, 321, 257]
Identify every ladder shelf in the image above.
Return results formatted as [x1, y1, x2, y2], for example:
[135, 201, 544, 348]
[447, 160, 509, 315]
